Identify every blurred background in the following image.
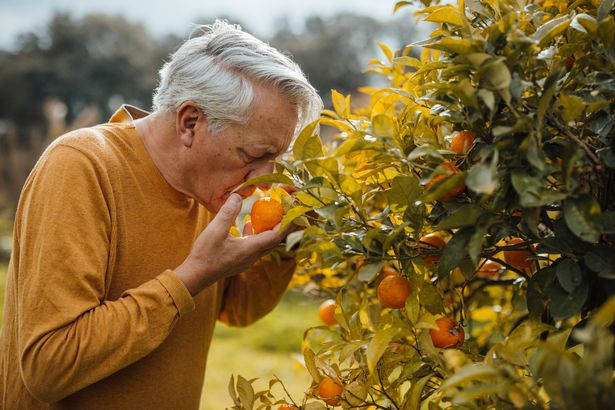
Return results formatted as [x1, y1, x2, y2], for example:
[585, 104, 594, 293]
[0, 1, 425, 407]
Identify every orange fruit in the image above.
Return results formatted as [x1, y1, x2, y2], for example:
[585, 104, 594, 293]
[379, 266, 398, 279]
[503, 237, 534, 271]
[318, 299, 337, 326]
[450, 131, 474, 154]
[430, 317, 465, 348]
[352, 256, 365, 271]
[377, 275, 411, 309]
[277, 404, 298, 410]
[419, 233, 447, 265]
[476, 260, 503, 278]
[426, 161, 465, 201]
[318, 376, 343, 406]
[251, 197, 283, 233]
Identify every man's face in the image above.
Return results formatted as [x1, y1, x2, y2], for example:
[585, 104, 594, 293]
[186, 85, 298, 213]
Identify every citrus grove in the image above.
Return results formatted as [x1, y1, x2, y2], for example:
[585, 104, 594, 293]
[227, 0, 615, 408]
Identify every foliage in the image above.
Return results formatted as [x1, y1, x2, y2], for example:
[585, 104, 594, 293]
[233, 0, 615, 408]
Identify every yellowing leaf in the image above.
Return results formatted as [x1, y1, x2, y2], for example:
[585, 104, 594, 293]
[331, 89, 350, 119]
[555, 94, 585, 123]
[471, 306, 498, 322]
[376, 41, 394, 62]
[366, 328, 399, 373]
[424, 6, 466, 26]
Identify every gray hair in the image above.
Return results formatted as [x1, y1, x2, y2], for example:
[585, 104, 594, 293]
[152, 20, 322, 135]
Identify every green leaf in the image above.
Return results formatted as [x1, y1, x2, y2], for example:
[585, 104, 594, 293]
[571, 13, 598, 34]
[439, 364, 498, 391]
[548, 278, 590, 320]
[511, 172, 567, 207]
[527, 266, 556, 319]
[303, 348, 321, 383]
[358, 261, 385, 282]
[436, 204, 484, 230]
[437, 228, 473, 278]
[236, 375, 255, 408]
[228, 375, 240, 406]
[405, 374, 433, 409]
[292, 120, 319, 161]
[389, 175, 421, 206]
[563, 196, 602, 243]
[366, 327, 399, 373]
[537, 68, 565, 133]
[556, 94, 586, 123]
[285, 230, 304, 252]
[236, 173, 294, 191]
[422, 172, 466, 203]
[280, 206, 311, 230]
[408, 145, 445, 161]
[468, 224, 487, 265]
[598, 0, 615, 21]
[405, 291, 420, 324]
[419, 282, 444, 314]
[600, 210, 615, 233]
[556, 259, 583, 292]
[531, 16, 571, 47]
[466, 163, 498, 194]
[527, 135, 547, 172]
[479, 58, 512, 90]
[585, 246, 615, 279]
[304, 402, 327, 410]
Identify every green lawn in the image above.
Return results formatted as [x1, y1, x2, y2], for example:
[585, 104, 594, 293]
[0, 262, 317, 409]
[202, 292, 318, 409]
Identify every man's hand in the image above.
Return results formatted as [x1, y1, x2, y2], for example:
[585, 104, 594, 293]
[174, 194, 290, 296]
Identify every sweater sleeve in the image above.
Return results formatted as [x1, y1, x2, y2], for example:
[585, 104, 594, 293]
[217, 252, 295, 327]
[15, 143, 195, 403]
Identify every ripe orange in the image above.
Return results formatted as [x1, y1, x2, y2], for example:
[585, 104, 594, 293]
[379, 266, 398, 279]
[318, 299, 337, 326]
[251, 197, 283, 234]
[277, 404, 297, 410]
[503, 237, 535, 271]
[318, 376, 343, 406]
[419, 233, 447, 265]
[426, 161, 465, 201]
[476, 260, 503, 278]
[450, 131, 474, 154]
[430, 317, 465, 348]
[353, 256, 365, 271]
[377, 275, 411, 309]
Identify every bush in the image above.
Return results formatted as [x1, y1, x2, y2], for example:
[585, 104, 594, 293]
[230, 0, 615, 408]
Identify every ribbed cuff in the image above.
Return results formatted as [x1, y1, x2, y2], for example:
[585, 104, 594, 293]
[157, 269, 195, 317]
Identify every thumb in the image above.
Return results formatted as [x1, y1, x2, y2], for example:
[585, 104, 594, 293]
[210, 194, 242, 237]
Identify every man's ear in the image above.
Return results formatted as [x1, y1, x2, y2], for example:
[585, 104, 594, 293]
[176, 102, 206, 148]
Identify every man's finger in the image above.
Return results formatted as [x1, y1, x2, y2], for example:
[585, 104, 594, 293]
[209, 194, 242, 238]
[243, 221, 253, 236]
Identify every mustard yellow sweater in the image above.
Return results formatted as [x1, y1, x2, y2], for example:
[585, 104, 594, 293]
[0, 106, 295, 409]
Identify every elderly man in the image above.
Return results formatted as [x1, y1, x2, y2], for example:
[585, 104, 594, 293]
[0, 21, 321, 409]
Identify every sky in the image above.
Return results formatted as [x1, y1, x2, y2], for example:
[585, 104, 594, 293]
[0, 0, 418, 50]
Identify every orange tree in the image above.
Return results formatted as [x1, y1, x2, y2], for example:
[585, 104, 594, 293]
[228, 0, 615, 408]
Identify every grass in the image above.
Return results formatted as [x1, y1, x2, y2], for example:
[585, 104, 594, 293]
[202, 291, 319, 409]
[0, 261, 318, 409]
